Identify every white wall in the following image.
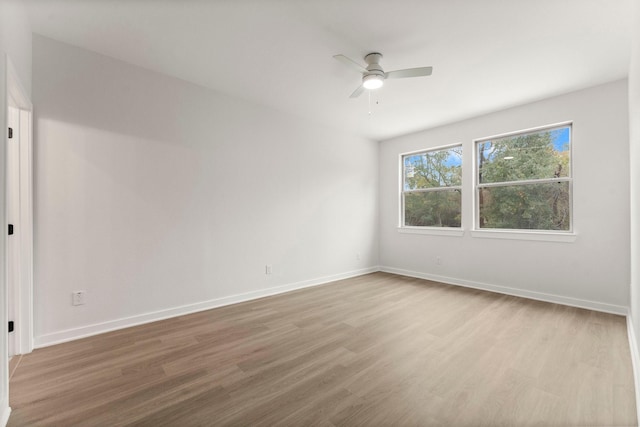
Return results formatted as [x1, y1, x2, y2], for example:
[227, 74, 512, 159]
[380, 80, 630, 312]
[32, 35, 379, 346]
[0, 0, 31, 97]
[630, 0, 640, 336]
[628, 0, 640, 419]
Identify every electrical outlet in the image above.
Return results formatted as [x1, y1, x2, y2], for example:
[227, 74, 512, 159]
[436, 257, 442, 266]
[356, 253, 361, 261]
[72, 290, 86, 306]
[265, 264, 272, 275]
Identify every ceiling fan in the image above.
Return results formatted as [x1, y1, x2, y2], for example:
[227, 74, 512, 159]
[333, 52, 433, 98]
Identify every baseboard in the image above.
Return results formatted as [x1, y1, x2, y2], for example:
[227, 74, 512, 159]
[33, 265, 629, 347]
[379, 266, 628, 316]
[34, 266, 380, 348]
[627, 314, 640, 427]
[0, 405, 10, 427]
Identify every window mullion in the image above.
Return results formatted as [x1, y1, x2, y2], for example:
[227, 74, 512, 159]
[404, 186, 462, 194]
[478, 177, 571, 189]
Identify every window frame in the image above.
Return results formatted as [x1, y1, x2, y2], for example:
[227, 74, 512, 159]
[472, 122, 574, 235]
[399, 143, 464, 234]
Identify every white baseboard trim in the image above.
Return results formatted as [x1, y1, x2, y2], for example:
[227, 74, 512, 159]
[627, 314, 640, 427]
[0, 405, 10, 427]
[379, 266, 628, 316]
[33, 265, 629, 348]
[34, 266, 380, 348]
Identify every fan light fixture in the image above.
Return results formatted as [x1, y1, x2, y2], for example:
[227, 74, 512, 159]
[363, 74, 384, 90]
[333, 52, 432, 98]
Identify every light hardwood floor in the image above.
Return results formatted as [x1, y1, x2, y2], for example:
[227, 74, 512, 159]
[7, 272, 637, 426]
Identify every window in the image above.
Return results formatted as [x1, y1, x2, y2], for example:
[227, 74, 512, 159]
[475, 123, 572, 231]
[401, 145, 462, 228]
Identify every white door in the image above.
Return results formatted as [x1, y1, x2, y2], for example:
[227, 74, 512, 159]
[6, 103, 20, 358]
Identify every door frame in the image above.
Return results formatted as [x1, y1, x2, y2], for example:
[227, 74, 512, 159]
[6, 102, 18, 359]
[0, 51, 33, 425]
[5, 55, 33, 357]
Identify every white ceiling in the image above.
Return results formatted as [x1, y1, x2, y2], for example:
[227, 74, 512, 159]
[24, 0, 633, 141]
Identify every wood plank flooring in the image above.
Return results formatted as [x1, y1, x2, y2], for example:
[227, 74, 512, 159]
[7, 272, 637, 426]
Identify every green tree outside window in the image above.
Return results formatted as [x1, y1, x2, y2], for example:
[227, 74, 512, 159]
[477, 125, 571, 231]
[403, 146, 462, 227]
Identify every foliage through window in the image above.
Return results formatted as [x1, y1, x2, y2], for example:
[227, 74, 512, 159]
[476, 124, 571, 231]
[402, 145, 462, 227]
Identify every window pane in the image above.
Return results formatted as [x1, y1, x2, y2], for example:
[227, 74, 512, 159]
[478, 182, 570, 230]
[404, 146, 462, 190]
[478, 126, 570, 184]
[404, 190, 461, 227]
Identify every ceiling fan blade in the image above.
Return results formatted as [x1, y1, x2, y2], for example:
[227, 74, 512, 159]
[349, 85, 365, 98]
[334, 54, 367, 73]
[385, 66, 433, 79]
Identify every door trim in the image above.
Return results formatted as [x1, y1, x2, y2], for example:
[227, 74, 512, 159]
[6, 56, 33, 356]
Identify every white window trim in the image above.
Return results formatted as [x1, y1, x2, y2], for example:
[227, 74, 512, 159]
[398, 227, 465, 237]
[470, 229, 577, 243]
[474, 121, 573, 144]
[398, 143, 463, 232]
[472, 122, 574, 236]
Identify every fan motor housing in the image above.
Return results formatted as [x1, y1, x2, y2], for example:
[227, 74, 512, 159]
[364, 52, 384, 75]
[364, 52, 383, 65]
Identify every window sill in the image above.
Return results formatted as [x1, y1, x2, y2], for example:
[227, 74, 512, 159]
[397, 227, 465, 237]
[470, 230, 577, 243]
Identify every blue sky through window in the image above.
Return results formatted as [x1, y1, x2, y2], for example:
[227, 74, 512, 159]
[478, 125, 570, 164]
[404, 148, 462, 170]
[403, 146, 462, 190]
[551, 127, 570, 152]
